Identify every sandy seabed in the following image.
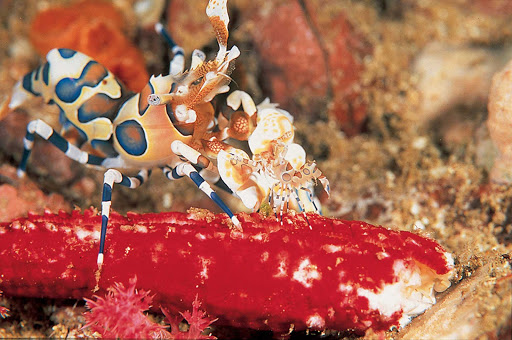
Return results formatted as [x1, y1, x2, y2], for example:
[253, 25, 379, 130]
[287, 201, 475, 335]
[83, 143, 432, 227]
[0, 0, 511, 338]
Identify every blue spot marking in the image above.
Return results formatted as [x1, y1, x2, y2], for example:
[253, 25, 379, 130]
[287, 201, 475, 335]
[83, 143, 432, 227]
[55, 61, 106, 103]
[77, 93, 117, 123]
[42, 62, 50, 86]
[91, 139, 119, 158]
[58, 48, 77, 58]
[115, 120, 147, 156]
[55, 77, 81, 103]
[22, 72, 37, 96]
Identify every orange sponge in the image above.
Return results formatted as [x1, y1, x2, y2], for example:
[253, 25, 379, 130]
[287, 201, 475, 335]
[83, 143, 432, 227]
[30, 0, 149, 92]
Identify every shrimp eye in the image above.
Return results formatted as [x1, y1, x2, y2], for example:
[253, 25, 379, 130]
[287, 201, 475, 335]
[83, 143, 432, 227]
[191, 76, 204, 86]
[282, 173, 292, 182]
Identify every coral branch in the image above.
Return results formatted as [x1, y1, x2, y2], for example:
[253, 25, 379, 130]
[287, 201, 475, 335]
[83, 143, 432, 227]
[0, 209, 454, 333]
[163, 294, 217, 339]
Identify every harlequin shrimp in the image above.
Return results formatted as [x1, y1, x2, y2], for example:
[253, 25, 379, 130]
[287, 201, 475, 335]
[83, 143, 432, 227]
[215, 91, 330, 223]
[7, 0, 240, 269]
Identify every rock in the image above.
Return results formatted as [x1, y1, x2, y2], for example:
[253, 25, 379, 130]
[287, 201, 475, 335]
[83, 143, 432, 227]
[398, 259, 512, 340]
[413, 43, 512, 126]
[249, 1, 328, 119]
[249, 0, 370, 135]
[0, 111, 80, 185]
[0, 165, 71, 222]
[305, 0, 370, 136]
[487, 58, 512, 183]
[473, 0, 512, 16]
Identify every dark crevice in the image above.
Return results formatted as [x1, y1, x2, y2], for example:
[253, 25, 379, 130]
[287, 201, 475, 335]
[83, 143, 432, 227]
[296, 0, 333, 114]
[376, 0, 404, 19]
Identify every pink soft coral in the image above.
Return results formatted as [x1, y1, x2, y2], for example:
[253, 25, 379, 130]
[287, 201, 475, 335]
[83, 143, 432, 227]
[84, 277, 217, 339]
[84, 276, 167, 339]
[162, 295, 217, 340]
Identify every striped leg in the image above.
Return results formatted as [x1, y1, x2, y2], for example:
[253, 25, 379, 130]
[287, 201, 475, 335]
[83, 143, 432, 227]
[18, 119, 105, 178]
[275, 186, 286, 226]
[171, 140, 217, 173]
[292, 189, 311, 229]
[154, 22, 185, 76]
[306, 190, 322, 215]
[162, 163, 241, 230]
[169, 140, 234, 193]
[163, 164, 233, 195]
[98, 168, 151, 269]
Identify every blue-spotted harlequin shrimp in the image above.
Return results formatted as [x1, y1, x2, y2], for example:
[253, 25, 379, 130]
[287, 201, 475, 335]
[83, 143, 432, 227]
[8, 0, 240, 269]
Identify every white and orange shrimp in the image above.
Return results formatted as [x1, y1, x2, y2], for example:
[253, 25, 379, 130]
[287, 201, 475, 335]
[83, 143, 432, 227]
[217, 91, 330, 221]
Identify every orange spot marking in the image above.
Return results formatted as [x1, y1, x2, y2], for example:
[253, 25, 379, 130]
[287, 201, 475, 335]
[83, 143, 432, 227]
[82, 62, 108, 84]
[125, 124, 142, 142]
[81, 94, 118, 119]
